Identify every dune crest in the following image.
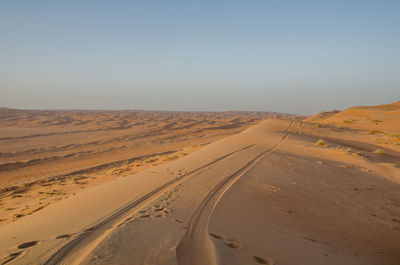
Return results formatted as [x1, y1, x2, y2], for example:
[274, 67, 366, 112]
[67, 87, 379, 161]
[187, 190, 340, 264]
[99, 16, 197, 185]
[306, 101, 400, 133]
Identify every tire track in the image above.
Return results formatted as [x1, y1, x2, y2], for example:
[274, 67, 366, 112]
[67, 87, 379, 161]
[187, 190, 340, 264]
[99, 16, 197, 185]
[176, 121, 294, 265]
[43, 143, 256, 265]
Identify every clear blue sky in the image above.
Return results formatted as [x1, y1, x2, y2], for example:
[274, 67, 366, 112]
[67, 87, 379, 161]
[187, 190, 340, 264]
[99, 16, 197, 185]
[1, 1, 399, 114]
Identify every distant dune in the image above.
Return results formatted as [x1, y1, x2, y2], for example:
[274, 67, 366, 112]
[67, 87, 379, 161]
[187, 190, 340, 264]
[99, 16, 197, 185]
[306, 101, 400, 133]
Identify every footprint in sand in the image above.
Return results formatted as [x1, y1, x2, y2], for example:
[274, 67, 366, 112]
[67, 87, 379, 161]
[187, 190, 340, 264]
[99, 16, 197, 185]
[209, 232, 242, 249]
[154, 206, 164, 212]
[175, 219, 185, 225]
[13, 213, 25, 219]
[2, 251, 22, 265]
[154, 213, 166, 218]
[152, 203, 172, 219]
[224, 241, 241, 249]
[56, 234, 71, 239]
[139, 214, 151, 218]
[209, 232, 274, 263]
[253, 256, 274, 265]
[209, 232, 226, 240]
[138, 207, 151, 214]
[18, 241, 38, 249]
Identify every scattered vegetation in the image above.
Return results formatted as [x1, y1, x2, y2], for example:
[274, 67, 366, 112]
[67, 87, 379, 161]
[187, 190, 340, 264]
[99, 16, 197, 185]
[145, 158, 158, 163]
[13, 214, 25, 219]
[387, 133, 400, 141]
[342, 120, 354, 124]
[315, 139, 327, 146]
[374, 149, 385, 155]
[73, 175, 88, 184]
[369, 130, 383, 134]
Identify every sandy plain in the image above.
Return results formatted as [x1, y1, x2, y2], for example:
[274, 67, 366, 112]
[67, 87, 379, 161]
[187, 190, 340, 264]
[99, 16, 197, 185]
[0, 103, 399, 265]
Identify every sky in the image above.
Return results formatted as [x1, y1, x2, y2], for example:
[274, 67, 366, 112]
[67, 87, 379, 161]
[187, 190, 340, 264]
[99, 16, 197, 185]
[1, 1, 399, 115]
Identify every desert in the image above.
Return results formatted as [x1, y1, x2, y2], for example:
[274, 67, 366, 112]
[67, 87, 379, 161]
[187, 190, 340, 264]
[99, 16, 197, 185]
[0, 109, 282, 227]
[1, 2, 399, 264]
[0, 102, 399, 265]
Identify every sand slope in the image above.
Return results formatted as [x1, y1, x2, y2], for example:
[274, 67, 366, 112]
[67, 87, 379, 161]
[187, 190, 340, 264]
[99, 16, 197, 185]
[0, 119, 288, 264]
[0, 109, 288, 227]
[306, 101, 400, 133]
[0, 116, 399, 265]
[0, 103, 399, 265]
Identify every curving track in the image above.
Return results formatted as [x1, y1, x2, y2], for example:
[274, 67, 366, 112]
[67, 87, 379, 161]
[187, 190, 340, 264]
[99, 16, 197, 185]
[43, 144, 257, 265]
[176, 121, 294, 265]
[44, 120, 296, 265]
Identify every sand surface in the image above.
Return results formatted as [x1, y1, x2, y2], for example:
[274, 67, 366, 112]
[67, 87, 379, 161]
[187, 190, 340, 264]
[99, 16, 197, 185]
[0, 104, 399, 265]
[0, 109, 280, 226]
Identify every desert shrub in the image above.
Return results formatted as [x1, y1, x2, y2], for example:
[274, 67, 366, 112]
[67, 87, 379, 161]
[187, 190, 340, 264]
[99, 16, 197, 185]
[369, 130, 383, 134]
[315, 139, 327, 146]
[375, 149, 384, 154]
[387, 134, 400, 141]
[345, 147, 352, 154]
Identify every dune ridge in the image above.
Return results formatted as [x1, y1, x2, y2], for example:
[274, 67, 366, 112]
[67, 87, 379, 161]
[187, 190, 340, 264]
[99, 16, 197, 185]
[307, 101, 400, 133]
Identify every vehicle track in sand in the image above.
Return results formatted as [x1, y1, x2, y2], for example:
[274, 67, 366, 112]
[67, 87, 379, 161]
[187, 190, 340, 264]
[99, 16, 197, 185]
[176, 121, 295, 265]
[43, 143, 258, 265]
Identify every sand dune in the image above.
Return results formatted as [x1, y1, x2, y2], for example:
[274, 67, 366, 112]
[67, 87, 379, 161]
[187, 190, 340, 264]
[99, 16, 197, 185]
[0, 109, 286, 227]
[307, 101, 400, 134]
[0, 104, 399, 265]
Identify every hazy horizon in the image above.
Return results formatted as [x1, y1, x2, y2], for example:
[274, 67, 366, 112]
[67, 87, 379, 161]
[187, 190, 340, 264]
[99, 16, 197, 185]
[0, 101, 398, 116]
[1, 1, 399, 115]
